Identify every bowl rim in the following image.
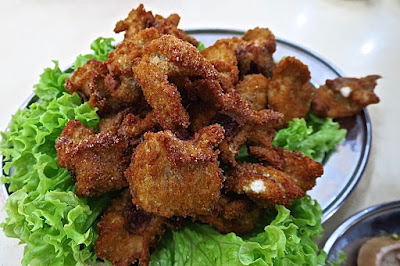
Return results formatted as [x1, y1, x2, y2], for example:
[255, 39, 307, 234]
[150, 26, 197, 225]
[323, 200, 400, 257]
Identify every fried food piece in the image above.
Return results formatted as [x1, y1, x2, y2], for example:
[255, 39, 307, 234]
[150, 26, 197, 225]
[64, 59, 140, 116]
[237, 27, 277, 78]
[119, 112, 159, 143]
[275, 147, 323, 191]
[225, 162, 305, 208]
[114, 4, 198, 46]
[201, 40, 239, 88]
[98, 108, 133, 134]
[311, 75, 381, 118]
[267, 56, 313, 127]
[247, 126, 283, 167]
[133, 35, 200, 130]
[194, 193, 263, 235]
[133, 35, 283, 131]
[219, 124, 282, 167]
[64, 59, 114, 115]
[56, 119, 130, 197]
[98, 108, 159, 147]
[114, 4, 154, 39]
[203, 27, 276, 79]
[219, 125, 249, 165]
[187, 101, 218, 133]
[125, 124, 225, 218]
[236, 74, 269, 110]
[96, 190, 169, 266]
[104, 28, 163, 108]
[106, 28, 161, 77]
[65, 29, 159, 116]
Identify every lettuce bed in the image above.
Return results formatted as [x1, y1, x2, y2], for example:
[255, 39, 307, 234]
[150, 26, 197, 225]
[1, 38, 343, 265]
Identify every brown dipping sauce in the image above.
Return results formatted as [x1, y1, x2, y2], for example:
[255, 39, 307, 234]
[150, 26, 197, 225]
[357, 235, 400, 266]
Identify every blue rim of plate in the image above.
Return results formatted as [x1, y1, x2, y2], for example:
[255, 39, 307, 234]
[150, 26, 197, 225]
[0, 29, 372, 224]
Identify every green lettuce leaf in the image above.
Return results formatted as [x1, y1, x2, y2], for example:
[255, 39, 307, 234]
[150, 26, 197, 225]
[0, 92, 105, 266]
[272, 113, 347, 162]
[73, 37, 115, 70]
[197, 41, 205, 51]
[33, 61, 71, 102]
[1, 36, 116, 266]
[150, 196, 326, 266]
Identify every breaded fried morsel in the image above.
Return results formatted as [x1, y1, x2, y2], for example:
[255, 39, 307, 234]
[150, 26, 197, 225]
[311, 75, 381, 118]
[201, 40, 239, 88]
[194, 193, 263, 235]
[125, 124, 225, 218]
[237, 27, 277, 78]
[64, 59, 111, 115]
[236, 74, 269, 111]
[97, 109, 159, 146]
[219, 124, 282, 167]
[225, 162, 305, 208]
[64, 59, 142, 116]
[203, 27, 276, 79]
[56, 119, 130, 197]
[187, 101, 218, 133]
[96, 190, 169, 266]
[133, 35, 283, 131]
[275, 147, 324, 192]
[114, 4, 198, 46]
[106, 28, 161, 76]
[267, 56, 313, 127]
[104, 28, 162, 106]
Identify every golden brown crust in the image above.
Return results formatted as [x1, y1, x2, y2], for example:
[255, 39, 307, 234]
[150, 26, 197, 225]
[201, 40, 239, 88]
[225, 162, 306, 208]
[95, 190, 168, 266]
[56, 120, 130, 197]
[194, 193, 263, 235]
[202, 27, 276, 79]
[114, 4, 155, 39]
[236, 74, 269, 111]
[125, 124, 225, 218]
[114, 4, 198, 46]
[98, 108, 134, 134]
[237, 28, 276, 78]
[267, 56, 313, 127]
[106, 28, 161, 76]
[118, 112, 159, 145]
[219, 124, 282, 167]
[64, 58, 140, 116]
[64, 59, 111, 114]
[311, 75, 381, 118]
[275, 147, 323, 192]
[133, 35, 283, 132]
[133, 35, 211, 130]
[224, 163, 305, 208]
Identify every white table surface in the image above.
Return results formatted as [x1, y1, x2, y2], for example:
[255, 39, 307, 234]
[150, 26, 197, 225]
[1, 0, 399, 264]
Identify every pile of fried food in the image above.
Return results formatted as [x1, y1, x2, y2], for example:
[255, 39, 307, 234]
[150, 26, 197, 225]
[55, 4, 380, 266]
